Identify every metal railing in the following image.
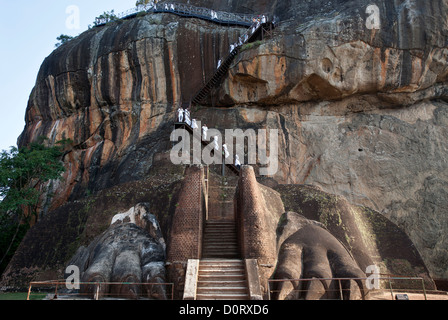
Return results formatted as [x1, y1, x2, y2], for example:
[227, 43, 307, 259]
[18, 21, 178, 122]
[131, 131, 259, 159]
[268, 276, 429, 300]
[95, 2, 270, 27]
[26, 280, 174, 300]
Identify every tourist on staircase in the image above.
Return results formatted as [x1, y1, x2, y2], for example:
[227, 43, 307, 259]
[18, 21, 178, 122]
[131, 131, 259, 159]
[177, 107, 184, 123]
[191, 119, 198, 130]
[184, 108, 191, 126]
[235, 155, 241, 170]
[202, 124, 208, 140]
[223, 144, 230, 159]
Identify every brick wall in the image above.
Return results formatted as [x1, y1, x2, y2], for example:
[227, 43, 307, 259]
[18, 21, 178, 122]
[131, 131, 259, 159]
[166, 165, 206, 298]
[236, 165, 278, 294]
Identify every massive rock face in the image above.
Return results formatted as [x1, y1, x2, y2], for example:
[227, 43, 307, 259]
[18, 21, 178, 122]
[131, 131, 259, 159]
[11, 0, 448, 285]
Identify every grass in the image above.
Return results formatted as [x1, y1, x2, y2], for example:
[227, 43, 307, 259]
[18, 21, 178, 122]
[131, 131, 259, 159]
[0, 292, 45, 300]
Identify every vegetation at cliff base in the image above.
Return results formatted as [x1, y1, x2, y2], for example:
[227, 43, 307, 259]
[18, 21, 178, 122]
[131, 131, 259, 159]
[0, 138, 69, 275]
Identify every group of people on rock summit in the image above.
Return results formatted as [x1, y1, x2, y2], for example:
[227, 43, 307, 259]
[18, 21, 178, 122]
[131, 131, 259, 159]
[177, 107, 241, 169]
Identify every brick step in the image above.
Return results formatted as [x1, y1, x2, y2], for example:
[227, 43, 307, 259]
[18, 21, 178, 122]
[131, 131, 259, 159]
[197, 286, 248, 295]
[204, 230, 236, 234]
[199, 271, 244, 278]
[203, 239, 237, 243]
[205, 222, 236, 226]
[209, 186, 236, 189]
[204, 234, 236, 238]
[195, 259, 249, 300]
[204, 222, 236, 225]
[202, 252, 239, 258]
[202, 241, 237, 245]
[198, 268, 245, 275]
[203, 230, 236, 234]
[202, 249, 238, 253]
[198, 272, 246, 280]
[203, 220, 238, 258]
[203, 232, 237, 237]
[200, 259, 243, 265]
[202, 243, 238, 247]
[196, 293, 249, 300]
[199, 263, 244, 270]
[204, 227, 235, 231]
[197, 280, 247, 288]
[204, 227, 236, 231]
[202, 247, 238, 251]
[202, 245, 238, 251]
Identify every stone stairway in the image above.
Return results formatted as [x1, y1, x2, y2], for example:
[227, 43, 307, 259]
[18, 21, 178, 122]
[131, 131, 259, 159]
[202, 220, 239, 258]
[197, 218, 250, 300]
[196, 259, 249, 300]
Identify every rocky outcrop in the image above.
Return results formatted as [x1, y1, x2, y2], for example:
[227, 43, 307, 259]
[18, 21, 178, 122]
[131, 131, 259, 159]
[10, 0, 448, 286]
[19, 12, 247, 213]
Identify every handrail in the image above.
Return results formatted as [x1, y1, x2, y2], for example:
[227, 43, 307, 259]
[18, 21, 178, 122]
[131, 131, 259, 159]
[94, 2, 274, 106]
[95, 2, 271, 27]
[27, 280, 174, 300]
[191, 18, 272, 105]
[268, 276, 428, 300]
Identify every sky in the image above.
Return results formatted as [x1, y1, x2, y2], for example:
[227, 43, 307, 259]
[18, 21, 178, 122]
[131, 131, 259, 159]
[0, 0, 136, 152]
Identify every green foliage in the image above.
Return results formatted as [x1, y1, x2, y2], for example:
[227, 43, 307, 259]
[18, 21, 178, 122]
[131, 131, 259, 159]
[55, 34, 74, 48]
[93, 10, 119, 26]
[0, 292, 44, 300]
[136, 0, 156, 10]
[240, 40, 263, 52]
[0, 138, 69, 274]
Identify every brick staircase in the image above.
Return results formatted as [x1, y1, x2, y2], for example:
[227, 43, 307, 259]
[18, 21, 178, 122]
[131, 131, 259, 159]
[197, 199, 250, 299]
[202, 220, 239, 258]
[183, 172, 251, 300]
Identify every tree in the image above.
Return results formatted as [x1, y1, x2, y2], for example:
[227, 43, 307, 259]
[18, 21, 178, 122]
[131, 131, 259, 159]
[0, 138, 68, 274]
[93, 10, 119, 26]
[136, 0, 155, 10]
[55, 34, 74, 48]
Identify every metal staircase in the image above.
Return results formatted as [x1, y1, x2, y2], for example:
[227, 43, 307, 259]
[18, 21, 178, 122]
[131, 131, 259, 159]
[192, 48, 240, 105]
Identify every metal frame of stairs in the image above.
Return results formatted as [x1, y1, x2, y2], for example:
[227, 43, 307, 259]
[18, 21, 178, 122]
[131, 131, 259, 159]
[95, 2, 265, 28]
[143, 2, 272, 301]
[191, 21, 274, 105]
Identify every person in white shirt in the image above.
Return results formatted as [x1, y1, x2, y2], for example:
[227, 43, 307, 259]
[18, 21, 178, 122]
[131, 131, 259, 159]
[177, 108, 184, 123]
[213, 136, 219, 151]
[184, 109, 191, 126]
[235, 155, 241, 169]
[191, 119, 198, 129]
[223, 144, 230, 159]
[202, 125, 208, 140]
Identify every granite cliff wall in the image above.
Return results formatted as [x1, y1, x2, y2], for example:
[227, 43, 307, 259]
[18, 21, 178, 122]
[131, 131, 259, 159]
[10, 0, 448, 283]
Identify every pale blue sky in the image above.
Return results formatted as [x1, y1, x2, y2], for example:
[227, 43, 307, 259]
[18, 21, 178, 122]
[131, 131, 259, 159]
[0, 0, 136, 152]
